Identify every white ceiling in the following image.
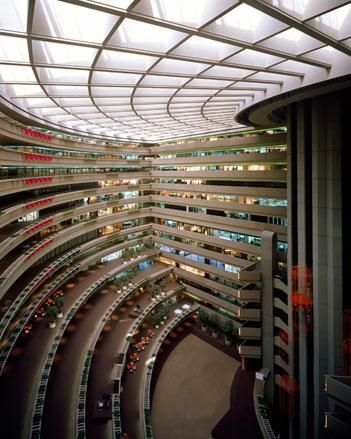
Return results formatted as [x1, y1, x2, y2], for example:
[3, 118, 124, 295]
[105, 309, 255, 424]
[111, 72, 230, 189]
[0, 0, 350, 141]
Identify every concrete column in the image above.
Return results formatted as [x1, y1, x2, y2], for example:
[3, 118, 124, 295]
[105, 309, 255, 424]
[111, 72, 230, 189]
[261, 230, 277, 402]
[312, 93, 343, 437]
[286, 90, 345, 439]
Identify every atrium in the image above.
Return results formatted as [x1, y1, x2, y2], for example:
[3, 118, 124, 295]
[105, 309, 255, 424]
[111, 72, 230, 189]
[0, 1, 350, 439]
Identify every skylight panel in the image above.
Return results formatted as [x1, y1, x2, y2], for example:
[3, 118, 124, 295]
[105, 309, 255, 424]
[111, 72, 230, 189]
[33, 0, 117, 43]
[132, 97, 170, 105]
[94, 97, 131, 106]
[36, 68, 90, 83]
[152, 59, 210, 75]
[176, 89, 218, 96]
[170, 96, 207, 103]
[105, 111, 136, 118]
[169, 102, 203, 109]
[134, 88, 177, 96]
[84, 117, 107, 124]
[134, 103, 166, 111]
[171, 36, 241, 61]
[48, 114, 79, 122]
[307, 4, 351, 40]
[0, 36, 30, 62]
[210, 95, 252, 101]
[32, 41, 98, 67]
[44, 85, 89, 96]
[186, 78, 233, 88]
[134, 0, 235, 29]
[300, 45, 349, 65]
[55, 98, 92, 107]
[92, 87, 134, 97]
[92, 71, 141, 85]
[41, 107, 67, 117]
[0, 65, 36, 82]
[226, 49, 284, 68]
[208, 3, 286, 43]
[101, 104, 134, 113]
[139, 75, 189, 87]
[0, 0, 28, 32]
[271, 0, 311, 17]
[108, 18, 186, 52]
[21, 97, 55, 108]
[65, 106, 96, 115]
[97, 50, 157, 71]
[259, 27, 323, 55]
[230, 82, 268, 90]
[9, 84, 45, 97]
[205, 66, 255, 79]
[248, 71, 285, 82]
[279, 28, 304, 42]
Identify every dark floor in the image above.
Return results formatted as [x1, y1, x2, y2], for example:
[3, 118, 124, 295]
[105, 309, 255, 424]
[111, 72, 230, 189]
[0, 259, 262, 439]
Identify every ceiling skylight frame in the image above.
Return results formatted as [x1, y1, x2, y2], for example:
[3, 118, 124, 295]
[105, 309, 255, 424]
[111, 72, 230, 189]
[0, 0, 349, 141]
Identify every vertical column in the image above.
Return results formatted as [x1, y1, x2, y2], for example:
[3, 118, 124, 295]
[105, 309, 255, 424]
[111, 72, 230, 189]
[287, 100, 314, 439]
[296, 100, 314, 439]
[312, 93, 343, 436]
[287, 89, 345, 439]
[286, 105, 298, 439]
[261, 230, 277, 402]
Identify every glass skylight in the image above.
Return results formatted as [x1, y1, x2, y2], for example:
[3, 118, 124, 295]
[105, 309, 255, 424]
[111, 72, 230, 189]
[0, 65, 36, 82]
[0, 36, 30, 62]
[210, 3, 286, 43]
[0, 0, 28, 32]
[32, 41, 98, 66]
[172, 36, 241, 61]
[152, 59, 210, 75]
[96, 50, 157, 71]
[134, 0, 235, 28]
[307, 4, 351, 40]
[33, 0, 118, 43]
[0, 0, 350, 141]
[36, 68, 90, 84]
[271, 0, 311, 17]
[109, 18, 186, 52]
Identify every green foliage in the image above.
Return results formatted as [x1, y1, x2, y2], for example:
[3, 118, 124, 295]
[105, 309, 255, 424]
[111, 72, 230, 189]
[54, 297, 64, 310]
[223, 320, 234, 337]
[198, 309, 209, 325]
[159, 278, 167, 289]
[210, 314, 220, 331]
[46, 304, 59, 320]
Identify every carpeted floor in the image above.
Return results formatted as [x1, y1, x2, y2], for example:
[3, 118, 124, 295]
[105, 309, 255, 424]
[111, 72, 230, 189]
[151, 334, 240, 439]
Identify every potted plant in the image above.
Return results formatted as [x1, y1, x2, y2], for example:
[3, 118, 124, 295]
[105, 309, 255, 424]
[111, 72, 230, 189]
[161, 304, 170, 321]
[155, 284, 161, 299]
[55, 297, 64, 318]
[210, 314, 220, 338]
[159, 278, 167, 296]
[149, 313, 161, 329]
[144, 241, 153, 250]
[123, 249, 130, 262]
[115, 280, 122, 294]
[198, 309, 209, 332]
[223, 320, 234, 345]
[46, 304, 59, 328]
[127, 273, 133, 287]
[232, 326, 238, 346]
